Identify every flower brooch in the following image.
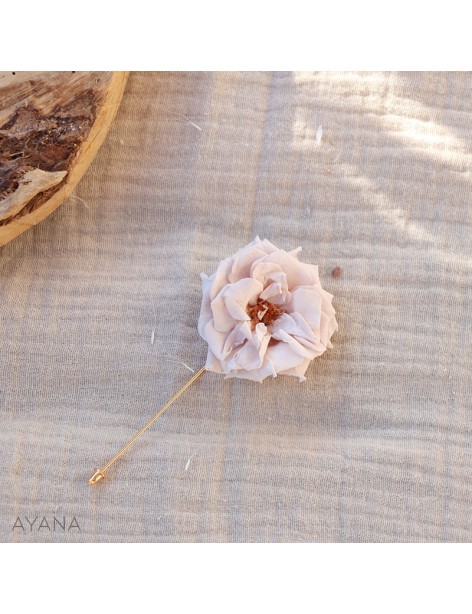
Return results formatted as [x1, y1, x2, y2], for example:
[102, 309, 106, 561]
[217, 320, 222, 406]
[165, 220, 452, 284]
[199, 236, 337, 382]
[89, 237, 337, 484]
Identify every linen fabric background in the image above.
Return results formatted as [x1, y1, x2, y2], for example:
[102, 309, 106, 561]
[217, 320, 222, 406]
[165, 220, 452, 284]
[1, 72, 471, 542]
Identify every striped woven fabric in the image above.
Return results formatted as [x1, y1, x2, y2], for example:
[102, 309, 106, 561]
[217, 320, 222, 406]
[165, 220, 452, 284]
[1, 72, 471, 542]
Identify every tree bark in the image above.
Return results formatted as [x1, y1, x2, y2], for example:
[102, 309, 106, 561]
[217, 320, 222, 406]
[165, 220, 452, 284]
[0, 71, 128, 245]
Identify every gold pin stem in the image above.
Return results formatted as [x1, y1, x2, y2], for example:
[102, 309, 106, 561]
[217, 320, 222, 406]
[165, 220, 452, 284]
[88, 366, 206, 485]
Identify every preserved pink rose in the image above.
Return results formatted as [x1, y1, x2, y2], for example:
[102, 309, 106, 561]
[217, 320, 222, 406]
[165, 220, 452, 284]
[198, 237, 338, 383]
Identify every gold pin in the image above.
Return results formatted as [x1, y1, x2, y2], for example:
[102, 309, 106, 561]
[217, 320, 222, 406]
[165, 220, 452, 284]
[88, 366, 206, 485]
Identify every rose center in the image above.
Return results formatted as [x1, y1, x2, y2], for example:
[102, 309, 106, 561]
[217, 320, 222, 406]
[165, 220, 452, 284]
[247, 299, 284, 328]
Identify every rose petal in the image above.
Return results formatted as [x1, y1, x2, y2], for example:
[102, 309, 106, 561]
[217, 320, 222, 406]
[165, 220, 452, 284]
[272, 330, 316, 360]
[319, 289, 337, 347]
[198, 273, 215, 337]
[260, 278, 291, 304]
[288, 246, 302, 258]
[251, 262, 291, 304]
[259, 282, 282, 302]
[287, 287, 322, 330]
[327, 313, 338, 339]
[252, 236, 281, 254]
[222, 322, 247, 356]
[225, 338, 268, 371]
[210, 291, 237, 332]
[210, 278, 263, 332]
[207, 256, 234, 301]
[223, 322, 270, 371]
[250, 261, 283, 283]
[204, 347, 224, 373]
[223, 358, 277, 383]
[266, 338, 309, 371]
[272, 312, 327, 356]
[201, 320, 229, 360]
[276, 358, 311, 382]
[261, 250, 319, 289]
[229, 247, 269, 283]
[273, 311, 329, 355]
[222, 277, 263, 319]
[228, 237, 279, 282]
[271, 312, 309, 337]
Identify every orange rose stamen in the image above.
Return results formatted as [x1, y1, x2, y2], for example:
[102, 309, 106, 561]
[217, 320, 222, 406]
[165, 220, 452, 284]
[247, 299, 284, 328]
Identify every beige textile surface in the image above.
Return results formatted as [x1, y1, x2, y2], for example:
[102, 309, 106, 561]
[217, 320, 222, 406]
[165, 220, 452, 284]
[1, 72, 471, 542]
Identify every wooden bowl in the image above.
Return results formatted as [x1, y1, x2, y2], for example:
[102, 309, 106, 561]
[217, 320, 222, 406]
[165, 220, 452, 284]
[0, 71, 128, 246]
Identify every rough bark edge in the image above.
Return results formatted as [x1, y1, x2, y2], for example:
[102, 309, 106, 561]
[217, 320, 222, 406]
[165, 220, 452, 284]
[0, 71, 129, 246]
